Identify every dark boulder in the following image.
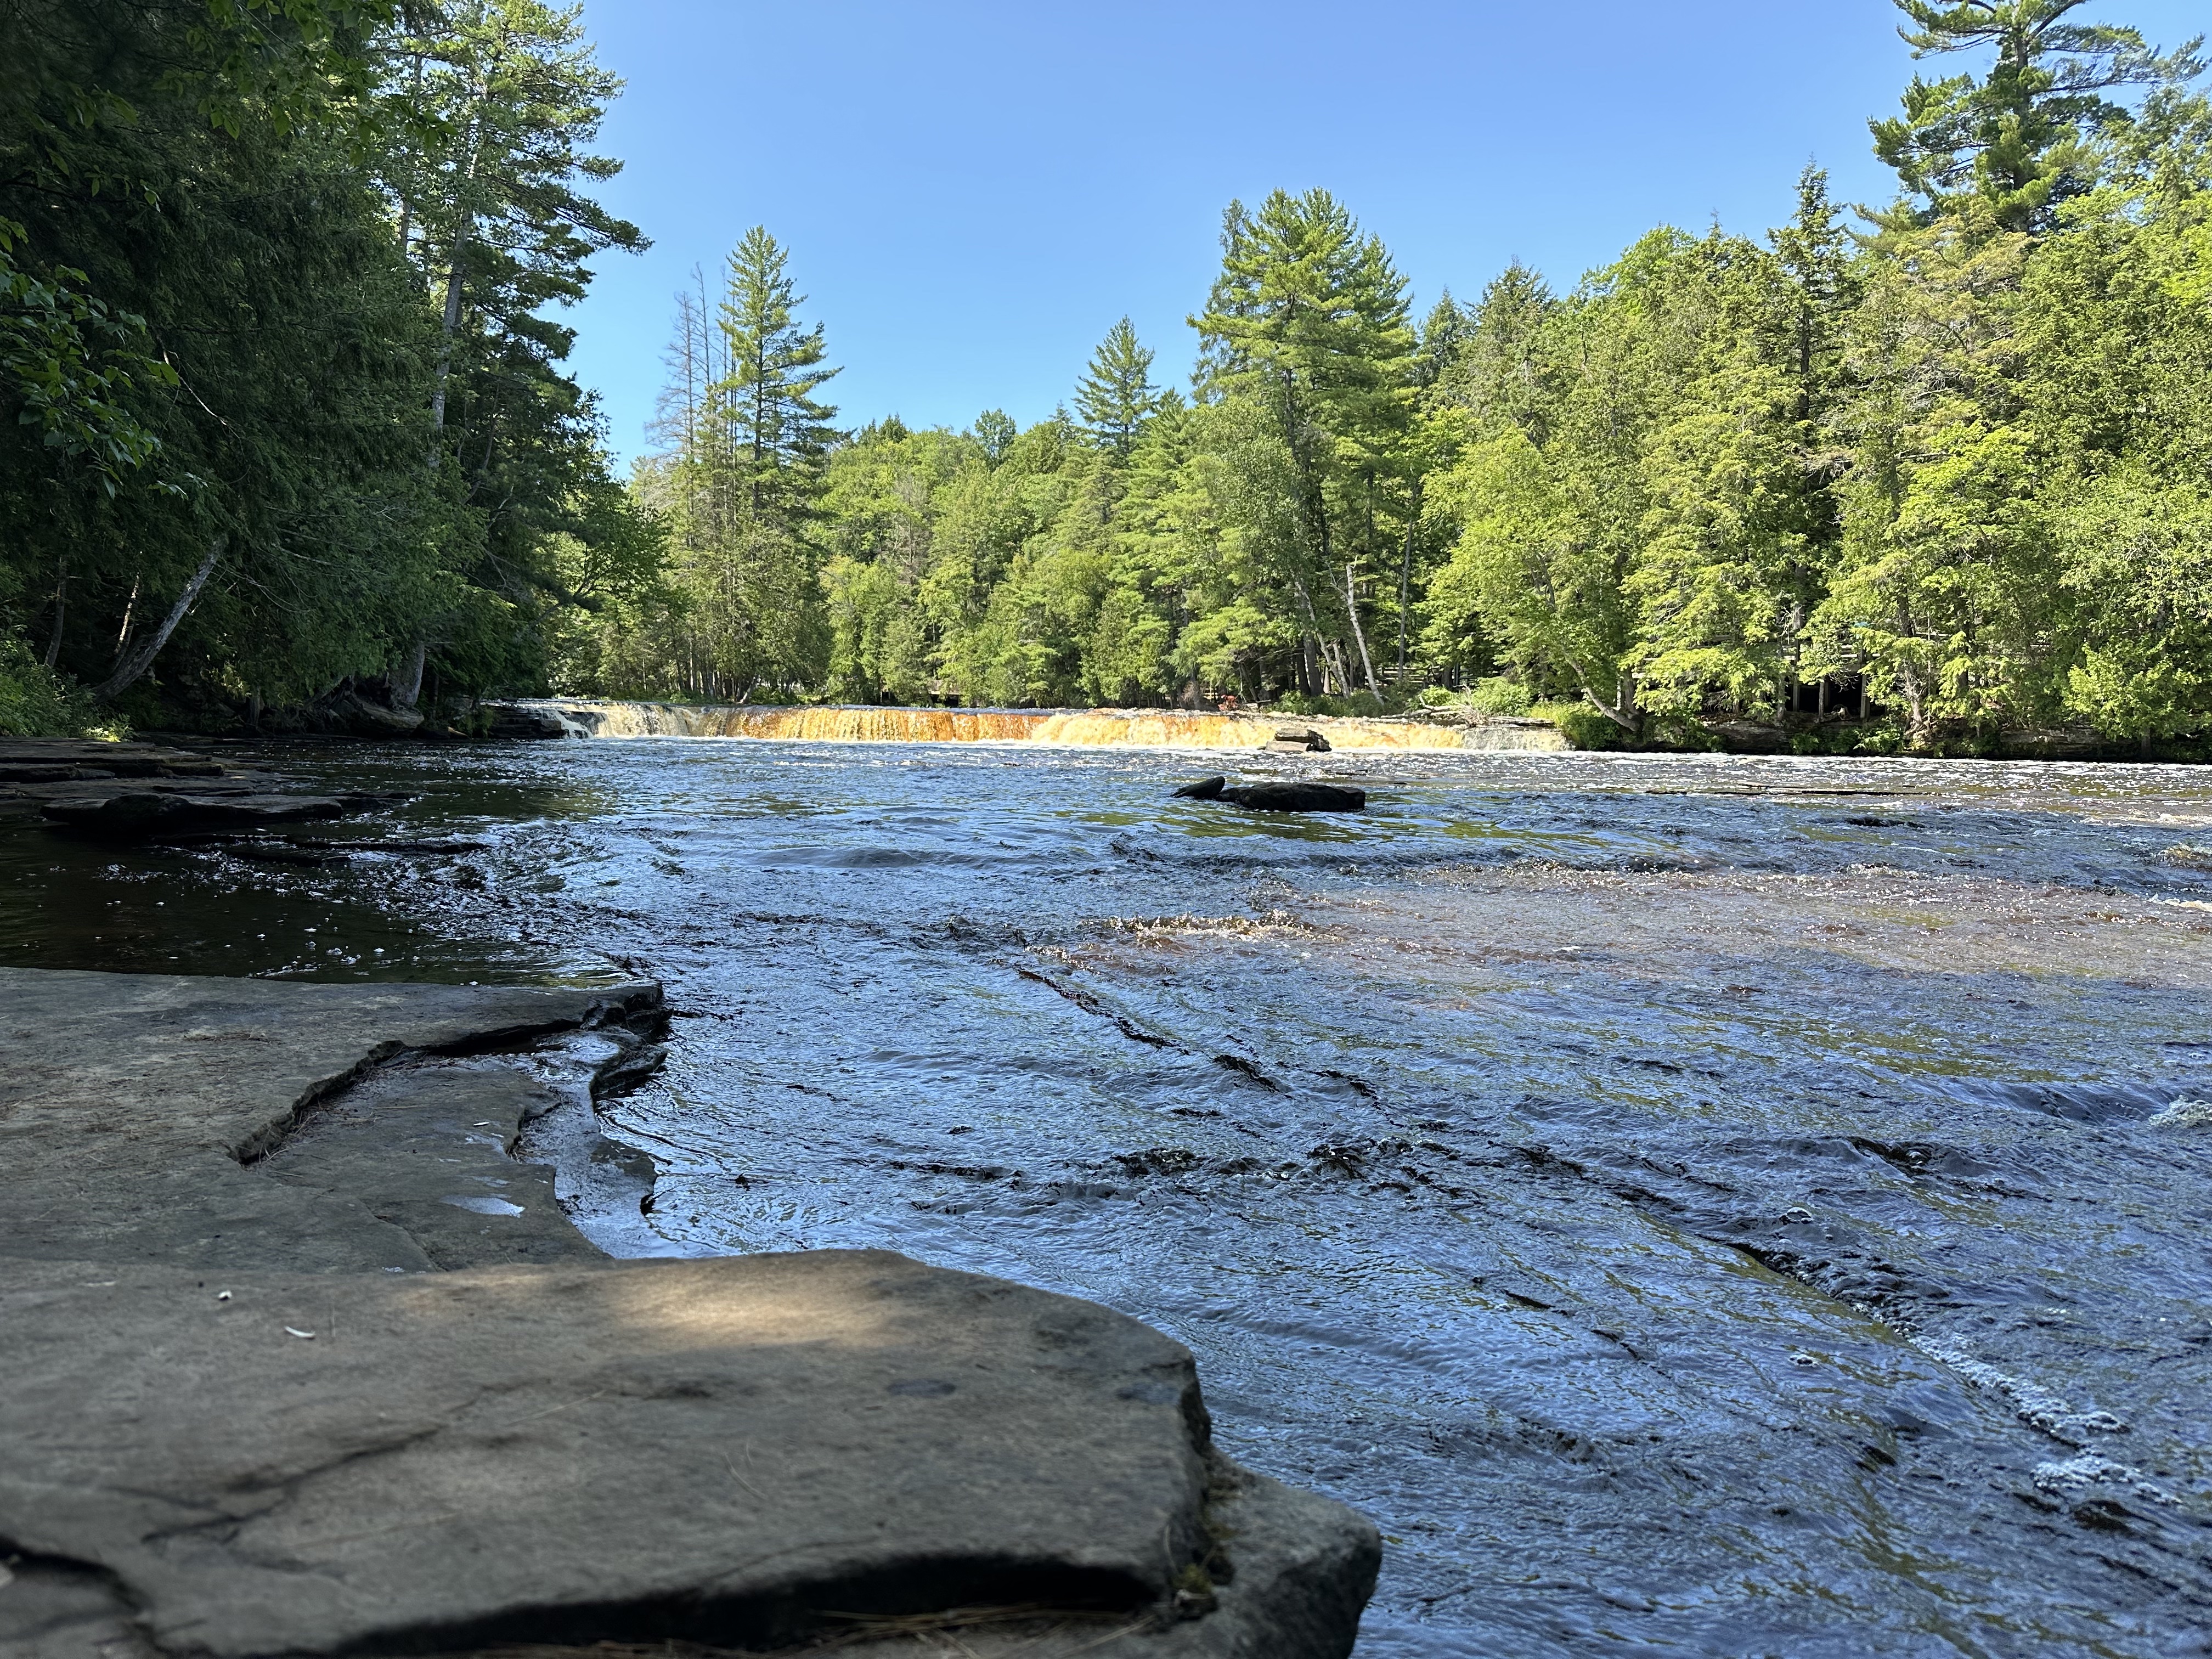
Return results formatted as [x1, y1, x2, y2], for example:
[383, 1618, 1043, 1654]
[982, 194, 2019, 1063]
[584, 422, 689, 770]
[41, 792, 349, 839]
[1173, 775, 1228, 799]
[1222, 782, 1366, 814]
[486, 702, 590, 740]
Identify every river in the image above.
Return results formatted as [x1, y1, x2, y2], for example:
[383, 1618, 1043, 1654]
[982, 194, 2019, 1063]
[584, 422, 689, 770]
[6, 736, 2210, 1657]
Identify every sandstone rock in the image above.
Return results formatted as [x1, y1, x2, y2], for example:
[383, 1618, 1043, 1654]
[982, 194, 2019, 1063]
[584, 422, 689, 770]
[0, 968, 663, 1272]
[1265, 726, 1331, 753]
[487, 701, 590, 739]
[329, 690, 425, 737]
[0, 740, 223, 778]
[0, 1253, 1184, 1654]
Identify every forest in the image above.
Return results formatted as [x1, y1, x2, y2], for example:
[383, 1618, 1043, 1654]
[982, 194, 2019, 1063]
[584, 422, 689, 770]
[3, 1, 2210, 753]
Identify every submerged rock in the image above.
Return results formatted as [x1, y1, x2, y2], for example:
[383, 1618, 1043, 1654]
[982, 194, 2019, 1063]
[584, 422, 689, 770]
[40, 790, 350, 838]
[1222, 781, 1367, 814]
[1172, 777, 1366, 812]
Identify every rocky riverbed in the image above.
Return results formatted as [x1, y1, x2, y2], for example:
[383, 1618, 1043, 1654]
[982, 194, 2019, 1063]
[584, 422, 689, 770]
[4, 735, 2210, 1657]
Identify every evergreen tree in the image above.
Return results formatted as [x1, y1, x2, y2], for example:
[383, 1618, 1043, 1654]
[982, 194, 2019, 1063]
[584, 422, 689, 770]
[1443, 262, 1557, 441]
[713, 226, 842, 522]
[1075, 318, 1166, 458]
[648, 227, 840, 700]
[1194, 188, 1415, 694]
[1872, 0, 2203, 232]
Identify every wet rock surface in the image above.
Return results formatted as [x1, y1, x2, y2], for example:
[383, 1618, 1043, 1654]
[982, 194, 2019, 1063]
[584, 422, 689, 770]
[0, 967, 1378, 1657]
[40, 789, 352, 836]
[0, 968, 660, 1271]
[1, 737, 386, 845]
[1219, 781, 1365, 812]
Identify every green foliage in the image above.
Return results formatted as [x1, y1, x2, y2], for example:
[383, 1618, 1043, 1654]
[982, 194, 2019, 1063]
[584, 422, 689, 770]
[1872, 1, 2204, 232]
[1465, 676, 1533, 716]
[0, 221, 173, 489]
[1075, 318, 1169, 458]
[0, 0, 651, 721]
[15, 0, 2202, 752]
[1529, 700, 1627, 751]
[0, 635, 104, 736]
[577, 13, 2212, 754]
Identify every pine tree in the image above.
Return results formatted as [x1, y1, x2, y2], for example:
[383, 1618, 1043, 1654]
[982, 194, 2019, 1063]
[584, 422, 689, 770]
[713, 225, 841, 523]
[1075, 318, 1165, 458]
[1871, 1, 2204, 232]
[1445, 262, 1557, 442]
[1193, 188, 1415, 693]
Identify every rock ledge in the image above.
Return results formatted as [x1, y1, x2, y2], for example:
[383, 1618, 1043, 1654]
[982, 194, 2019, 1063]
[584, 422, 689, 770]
[0, 968, 1377, 1657]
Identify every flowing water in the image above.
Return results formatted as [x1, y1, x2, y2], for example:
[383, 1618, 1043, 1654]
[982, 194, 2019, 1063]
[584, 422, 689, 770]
[7, 736, 2212, 1657]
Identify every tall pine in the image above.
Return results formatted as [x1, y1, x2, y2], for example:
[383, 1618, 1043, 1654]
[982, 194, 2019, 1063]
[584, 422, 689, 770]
[1075, 318, 1167, 459]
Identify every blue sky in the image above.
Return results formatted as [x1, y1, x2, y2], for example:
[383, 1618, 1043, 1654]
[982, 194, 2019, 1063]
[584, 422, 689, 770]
[562, 0, 2209, 467]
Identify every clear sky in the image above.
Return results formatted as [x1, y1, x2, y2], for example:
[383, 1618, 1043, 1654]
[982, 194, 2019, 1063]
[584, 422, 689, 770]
[561, 0, 2210, 467]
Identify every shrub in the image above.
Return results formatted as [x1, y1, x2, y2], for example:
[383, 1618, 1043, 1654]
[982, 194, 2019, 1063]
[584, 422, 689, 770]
[0, 637, 109, 737]
[1530, 699, 1626, 751]
[1465, 676, 1533, 716]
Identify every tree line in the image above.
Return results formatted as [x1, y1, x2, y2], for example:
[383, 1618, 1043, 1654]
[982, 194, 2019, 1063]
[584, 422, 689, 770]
[566, 0, 2212, 752]
[5, 2, 2209, 754]
[0, 0, 653, 735]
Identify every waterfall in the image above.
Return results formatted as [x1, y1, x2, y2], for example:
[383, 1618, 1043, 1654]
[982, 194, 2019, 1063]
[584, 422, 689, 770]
[517, 701, 1569, 754]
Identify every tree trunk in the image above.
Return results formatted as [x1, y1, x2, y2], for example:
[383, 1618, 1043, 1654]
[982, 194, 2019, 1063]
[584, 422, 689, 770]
[1396, 481, 1421, 680]
[426, 76, 489, 459]
[391, 638, 428, 710]
[428, 255, 467, 447]
[1345, 564, 1378, 693]
[114, 577, 141, 657]
[394, 52, 425, 259]
[41, 570, 65, 670]
[1578, 669, 1641, 737]
[1323, 639, 1354, 696]
[92, 538, 222, 703]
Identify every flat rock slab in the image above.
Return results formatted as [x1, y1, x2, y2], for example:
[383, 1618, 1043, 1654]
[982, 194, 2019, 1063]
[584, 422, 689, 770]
[38, 791, 352, 837]
[0, 970, 1379, 1657]
[0, 968, 661, 1271]
[0, 1252, 1225, 1654]
[0, 740, 225, 779]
